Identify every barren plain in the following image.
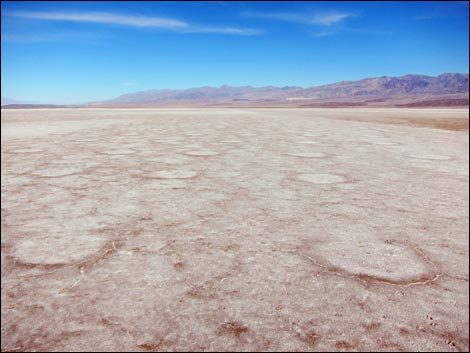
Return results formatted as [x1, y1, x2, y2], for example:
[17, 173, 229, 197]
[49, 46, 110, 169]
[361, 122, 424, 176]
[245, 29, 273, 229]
[1, 108, 469, 352]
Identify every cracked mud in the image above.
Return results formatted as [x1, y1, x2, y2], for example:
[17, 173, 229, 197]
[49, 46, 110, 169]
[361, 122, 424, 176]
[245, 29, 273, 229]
[1, 108, 469, 352]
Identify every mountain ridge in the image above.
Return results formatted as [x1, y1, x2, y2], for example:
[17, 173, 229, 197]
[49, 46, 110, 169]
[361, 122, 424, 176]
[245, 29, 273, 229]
[2, 73, 468, 108]
[92, 73, 469, 107]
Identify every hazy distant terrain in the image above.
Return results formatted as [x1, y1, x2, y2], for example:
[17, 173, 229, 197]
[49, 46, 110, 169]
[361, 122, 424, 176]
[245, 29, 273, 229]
[1, 97, 22, 106]
[1, 108, 468, 351]
[90, 73, 469, 107]
[2, 73, 468, 109]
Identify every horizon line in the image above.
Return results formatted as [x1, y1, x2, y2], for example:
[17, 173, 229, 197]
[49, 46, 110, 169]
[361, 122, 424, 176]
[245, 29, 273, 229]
[2, 72, 469, 105]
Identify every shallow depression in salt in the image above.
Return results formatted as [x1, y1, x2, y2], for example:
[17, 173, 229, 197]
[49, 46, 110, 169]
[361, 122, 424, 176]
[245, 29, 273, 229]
[316, 241, 430, 283]
[286, 152, 326, 158]
[409, 154, 452, 161]
[297, 173, 346, 184]
[148, 170, 197, 179]
[14, 235, 107, 265]
[32, 167, 84, 177]
[10, 148, 44, 153]
[184, 150, 219, 156]
[101, 149, 136, 155]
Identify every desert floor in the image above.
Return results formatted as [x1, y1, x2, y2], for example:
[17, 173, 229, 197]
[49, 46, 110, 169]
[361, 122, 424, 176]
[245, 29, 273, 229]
[1, 108, 469, 352]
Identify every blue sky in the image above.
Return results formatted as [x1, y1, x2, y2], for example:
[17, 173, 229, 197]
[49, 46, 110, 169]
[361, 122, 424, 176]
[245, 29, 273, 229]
[1, 1, 469, 104]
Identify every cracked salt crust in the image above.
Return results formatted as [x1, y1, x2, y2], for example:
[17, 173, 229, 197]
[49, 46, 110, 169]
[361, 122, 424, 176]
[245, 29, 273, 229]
[1, 108, 468, 352]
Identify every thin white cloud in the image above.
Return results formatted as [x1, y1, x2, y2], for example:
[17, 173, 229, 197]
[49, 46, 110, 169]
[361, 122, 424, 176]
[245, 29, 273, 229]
[242, 11, 355, 26]
[183, 26, 263, 36]
[5, 11, 263, 36]
[7, 11, 188, 29]
[1, 31, 101, 43]
[415, 14, 435, 20]
[415, 2, 469, 20]
[346, 28, 393, 36]
[313, 31, 336, 37]
[312, 12, 354, 26]
[123, 82, 138, 86]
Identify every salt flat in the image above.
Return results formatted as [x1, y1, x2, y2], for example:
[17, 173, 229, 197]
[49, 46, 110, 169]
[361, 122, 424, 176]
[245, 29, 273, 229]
[1, 108, 469, 351]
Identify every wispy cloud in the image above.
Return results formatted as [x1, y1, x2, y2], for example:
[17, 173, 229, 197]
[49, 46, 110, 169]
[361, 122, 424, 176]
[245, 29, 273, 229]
[415, 1, 469, 20]
[449, 1, 469, 7]
[1, 31, 101, 43]
[5, 11, 262, 36]
[415, 14, 436, 20]
[123, 82, 138, 87]
[6, 11, 189, 28]
[346, 28, 393, 36]
[242, 10, 355, 26]
[183, 26, 263, 36]
[312, 31, 336, 38]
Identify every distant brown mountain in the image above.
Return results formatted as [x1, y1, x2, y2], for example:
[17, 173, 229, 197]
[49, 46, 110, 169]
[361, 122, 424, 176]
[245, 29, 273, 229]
[91, 73, 469, 107]
[3, 73, 468, 109]
[299, 73, 469, 98]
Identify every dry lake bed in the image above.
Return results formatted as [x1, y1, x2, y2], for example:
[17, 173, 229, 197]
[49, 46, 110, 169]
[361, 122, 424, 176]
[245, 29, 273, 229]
[1, 108, 469, 351]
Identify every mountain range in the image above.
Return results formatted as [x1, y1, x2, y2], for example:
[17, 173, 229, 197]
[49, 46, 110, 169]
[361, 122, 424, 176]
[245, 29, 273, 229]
[2, 73, 469, 108]
[91, 73, 469, 108]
